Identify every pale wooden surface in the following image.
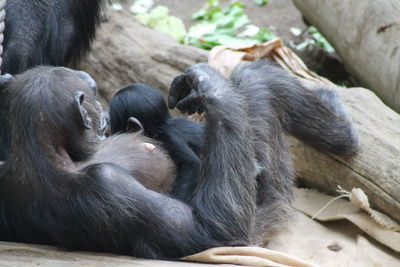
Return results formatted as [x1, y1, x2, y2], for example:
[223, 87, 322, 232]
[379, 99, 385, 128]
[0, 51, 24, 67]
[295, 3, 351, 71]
[289, 84, 400, 222]
[80, 9, 400, 221]
[292, 0, 400, 113]
[0, 242, 237, 267]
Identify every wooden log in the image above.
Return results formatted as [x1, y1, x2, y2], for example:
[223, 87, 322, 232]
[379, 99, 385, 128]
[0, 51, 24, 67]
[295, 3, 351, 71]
[0, 241, 238, 267]
[292, 0, 400, 113]
[81, 9, 400, 221]
[79, 10, 207, 106]
[289, 86, 400, 222]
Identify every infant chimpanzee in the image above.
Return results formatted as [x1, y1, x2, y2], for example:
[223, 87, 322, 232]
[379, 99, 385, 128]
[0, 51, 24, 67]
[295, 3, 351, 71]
[109, 83, 204, 201]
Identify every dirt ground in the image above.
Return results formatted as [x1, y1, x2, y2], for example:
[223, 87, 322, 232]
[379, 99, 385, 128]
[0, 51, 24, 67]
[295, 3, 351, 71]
[149, 0, 358, 86]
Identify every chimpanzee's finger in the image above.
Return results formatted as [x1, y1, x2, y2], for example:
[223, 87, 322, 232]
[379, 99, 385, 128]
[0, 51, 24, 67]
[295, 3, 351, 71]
[176, 91, 198, 113]
[168, 73, 188, 109]
[186, 103, 198, 115]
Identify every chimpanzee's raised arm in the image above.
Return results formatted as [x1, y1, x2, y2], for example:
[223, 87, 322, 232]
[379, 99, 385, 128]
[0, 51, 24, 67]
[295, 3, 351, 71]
[168, 63, 258, 242]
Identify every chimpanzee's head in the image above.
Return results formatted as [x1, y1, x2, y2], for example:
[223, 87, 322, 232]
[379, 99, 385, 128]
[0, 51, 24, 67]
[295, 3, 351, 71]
[2, 66, 108, 161]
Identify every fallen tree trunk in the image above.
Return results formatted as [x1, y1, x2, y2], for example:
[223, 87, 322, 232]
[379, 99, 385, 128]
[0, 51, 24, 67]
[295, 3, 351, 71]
[80, 9, 400, 222]
[292, 0, 400, 113]
[289, 87, 400, 222]
[79, 10, 207, 105]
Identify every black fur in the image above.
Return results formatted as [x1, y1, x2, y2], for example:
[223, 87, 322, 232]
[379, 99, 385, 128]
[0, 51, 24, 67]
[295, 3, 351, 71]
[0, 61, 358, 259]
[3, 0, 102, 74]
[0, 0, 103, 160]
[109, 84, 203, 201]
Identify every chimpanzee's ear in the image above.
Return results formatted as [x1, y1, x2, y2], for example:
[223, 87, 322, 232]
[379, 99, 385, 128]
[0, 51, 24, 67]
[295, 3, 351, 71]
[127, 117, 143, 133]
[0, 74, 14, 88]
[74, 91, 92, 129]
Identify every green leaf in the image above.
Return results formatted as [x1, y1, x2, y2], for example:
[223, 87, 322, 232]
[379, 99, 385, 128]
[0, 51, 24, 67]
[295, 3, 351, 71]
[192, 0, 221, 20]
[254, 0, 269, 6]
[255, 27, 276, 41]
[186, 0, 275, 50]
[187, 22, 217, 38]
[238, 25, 260, 37]
[136, 6, 187, 42]
[308, 26, 335, 53]
[290, 27, 302, 36]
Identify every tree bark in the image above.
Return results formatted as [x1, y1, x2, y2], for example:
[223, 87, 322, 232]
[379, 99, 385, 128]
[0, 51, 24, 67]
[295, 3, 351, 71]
[79, 10, 208, 105]
[289, 86, 400, 222]
[80, 9, 400, 222]
[292, 0, 400, 113]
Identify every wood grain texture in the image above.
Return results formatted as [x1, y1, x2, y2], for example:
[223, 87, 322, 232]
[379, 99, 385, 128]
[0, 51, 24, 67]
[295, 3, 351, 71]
[290, 85, 400, 222]
[292, 0, 400, 112]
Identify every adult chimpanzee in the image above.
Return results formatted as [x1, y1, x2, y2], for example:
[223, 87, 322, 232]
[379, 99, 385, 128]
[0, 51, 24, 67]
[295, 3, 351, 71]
[0, 60, 358, 258]
[109, 84, 204, 201]
[3, 0, 102, 74]
[0, 0, 104, 160]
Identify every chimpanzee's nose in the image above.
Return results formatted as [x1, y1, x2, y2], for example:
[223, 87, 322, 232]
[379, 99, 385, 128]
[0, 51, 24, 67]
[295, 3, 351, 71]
[76, 71, 97, 95]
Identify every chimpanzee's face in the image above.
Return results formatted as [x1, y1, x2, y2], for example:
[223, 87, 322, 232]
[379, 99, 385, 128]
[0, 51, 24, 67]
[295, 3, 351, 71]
[64, 68, 109, 140]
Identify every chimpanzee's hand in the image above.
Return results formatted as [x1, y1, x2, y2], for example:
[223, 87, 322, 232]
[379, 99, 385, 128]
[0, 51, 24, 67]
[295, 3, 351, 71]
[168, 64, 219, 115]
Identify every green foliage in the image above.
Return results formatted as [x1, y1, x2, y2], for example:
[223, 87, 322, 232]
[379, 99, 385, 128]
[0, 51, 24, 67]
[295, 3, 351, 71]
[253, 0, 269, 6]
[295, 26, 335, 53]
[133, 0, 275, 50]
[135, 6, 187, 42]
[184, 0, 275, 50]
[308, 26, 335, 53]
